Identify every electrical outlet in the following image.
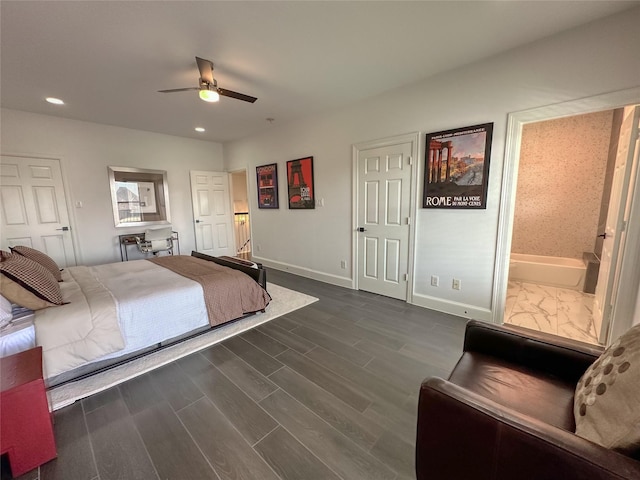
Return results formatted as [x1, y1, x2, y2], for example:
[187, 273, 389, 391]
[430, 275, 439, 287]
[452, 278, 461, 290]
[340, 260, 347, 269]
[256, 244, 262, 252]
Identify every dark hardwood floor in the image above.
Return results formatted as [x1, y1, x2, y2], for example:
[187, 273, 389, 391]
[3, 269, 467, 480]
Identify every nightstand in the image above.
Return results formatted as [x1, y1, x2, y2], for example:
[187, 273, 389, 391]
[0, 347, 57, 476]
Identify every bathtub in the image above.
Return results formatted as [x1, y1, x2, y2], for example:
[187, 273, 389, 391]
[509, 253, 586, 291]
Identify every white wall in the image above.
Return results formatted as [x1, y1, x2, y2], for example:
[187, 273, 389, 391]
[225, 8, 640, 320]
[1, 109, 223, 265]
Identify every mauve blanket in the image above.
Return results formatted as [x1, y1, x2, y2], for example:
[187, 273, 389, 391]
[148, 255, 270, 326]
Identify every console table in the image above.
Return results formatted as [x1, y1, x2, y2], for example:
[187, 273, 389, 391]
[119, 231, 180, 261]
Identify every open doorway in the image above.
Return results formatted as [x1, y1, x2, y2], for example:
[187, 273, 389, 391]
[494, 88, 640, 348]
[230, 169, 251, 259]
[504, 109, 620, 345]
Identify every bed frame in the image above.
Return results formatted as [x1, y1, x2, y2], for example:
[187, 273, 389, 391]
[46, 252, 268, 388]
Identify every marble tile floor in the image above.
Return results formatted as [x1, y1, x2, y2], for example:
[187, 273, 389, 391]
[504, 281, 601, 345]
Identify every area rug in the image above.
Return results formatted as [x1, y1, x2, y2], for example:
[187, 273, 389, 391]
[48, 283, 318, 410]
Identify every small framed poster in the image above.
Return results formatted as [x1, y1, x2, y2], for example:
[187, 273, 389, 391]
[423, 123, 493, 209]
[256, 163, 279, 209]
[287, 156, 315, 209]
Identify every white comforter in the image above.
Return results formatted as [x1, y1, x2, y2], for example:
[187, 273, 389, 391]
[35, 260, 209, 380]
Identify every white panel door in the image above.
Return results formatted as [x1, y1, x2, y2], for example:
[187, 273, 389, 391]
[190, 171, 235, 257]
[0, 155, 76, 267]
[594, 105, 640, 343]
[357, 143, 412, 300]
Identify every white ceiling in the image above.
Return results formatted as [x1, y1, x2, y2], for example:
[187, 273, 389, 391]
[1, 1, 636, 143]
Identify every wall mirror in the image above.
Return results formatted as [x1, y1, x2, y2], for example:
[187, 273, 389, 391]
[108, 166, 171, 227]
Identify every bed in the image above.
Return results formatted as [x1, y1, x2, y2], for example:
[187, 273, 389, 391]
[1, 250, 269, 386]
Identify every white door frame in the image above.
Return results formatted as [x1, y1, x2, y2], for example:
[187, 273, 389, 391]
[493, 87, 640, 344]
[352, 132, 420, 303]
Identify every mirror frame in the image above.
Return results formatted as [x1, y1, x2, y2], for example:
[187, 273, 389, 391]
[108, 166, 171, 228]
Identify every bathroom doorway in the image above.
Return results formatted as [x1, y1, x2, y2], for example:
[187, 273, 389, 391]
[503, 102, 640, 346]
[230, 169, 251, 259]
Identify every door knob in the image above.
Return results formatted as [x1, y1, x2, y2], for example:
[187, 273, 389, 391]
[56, 226, 70, 231]
[195, 220, 201, 223]
[597, 233, 607, 239]
[357, 227, 366, 232]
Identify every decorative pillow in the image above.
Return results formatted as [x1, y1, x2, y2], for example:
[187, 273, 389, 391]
[0, 294, 12, 328]
[10, 245, 63, 282]
[0, 276, 56, 310]
[574, 323, 640, 454]
[0, 254, 63, 306]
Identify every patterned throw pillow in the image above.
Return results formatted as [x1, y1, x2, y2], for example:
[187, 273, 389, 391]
[10, 245, 63, 281]
[0, 254, 63, 306]
[574, 323, 640, 454]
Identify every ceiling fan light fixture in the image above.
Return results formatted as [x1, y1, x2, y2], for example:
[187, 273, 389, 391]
[199, 87, 219, 103]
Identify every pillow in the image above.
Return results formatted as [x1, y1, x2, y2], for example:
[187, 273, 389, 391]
[10, 245, 63, 282]
[0, 254, 63, 307]
[0, 276, 56, 310]
[0, 294, 12, 328]
[574, 323, 640, 454]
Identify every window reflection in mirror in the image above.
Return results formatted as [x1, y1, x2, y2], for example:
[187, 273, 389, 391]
[108, 166, 171, 227]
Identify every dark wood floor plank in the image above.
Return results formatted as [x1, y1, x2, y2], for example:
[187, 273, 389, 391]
[319, 314, 406, 350]
[356, 339, 449, 392]
[258, 322, 316, 353]
[240, 327, 290, 356]
[178, 398, 280, 480]
[200, 344, 278, 402]
[149, 361, 204, 411]
[291, 325, 373, 366]
[270, 367, 384, 450]
[118, 372, 165, 415]
[272, 315, 301, 331]
[176, 351, 215, 377]
[81, 387, 122, 415]
[363, 398, 418, 446]
[260, 389, 396, 480]
[85, 397, 158, 480]
[370, 429, 416, 479]
[275, 349, 372, 412]
[254, 427, 341, 480]
[305, 346, 410, 404]
[284, 304, 334, 324]
[133, 402, 218, 480]
[40, 403, 97, 480]
[190, 362, 278, 445]
[222, 335, 284, 376]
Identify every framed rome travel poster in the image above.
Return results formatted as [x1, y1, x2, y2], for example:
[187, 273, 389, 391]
[287, 156, 315, 209]
[423, 123, 493, 209]
[256, 163, 279, 209]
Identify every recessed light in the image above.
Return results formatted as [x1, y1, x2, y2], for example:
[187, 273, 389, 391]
[45, 97, 64, 105]
[195, 127, 205, 133]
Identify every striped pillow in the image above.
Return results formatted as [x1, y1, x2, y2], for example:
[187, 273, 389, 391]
[0, 254, 63, 306]
[11, 245, 63, 282]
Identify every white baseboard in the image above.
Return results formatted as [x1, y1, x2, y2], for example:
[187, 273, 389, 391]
[410, 292, 493, 322]
[252, 256, 353, 289]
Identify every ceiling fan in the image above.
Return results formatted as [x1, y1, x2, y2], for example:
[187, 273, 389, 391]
[158, 57, 257, 104]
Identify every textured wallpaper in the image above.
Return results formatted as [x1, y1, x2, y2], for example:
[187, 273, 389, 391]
[512, 110, 613, 259]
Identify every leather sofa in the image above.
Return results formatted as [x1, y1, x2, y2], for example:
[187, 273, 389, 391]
[416, 320, 640, 479]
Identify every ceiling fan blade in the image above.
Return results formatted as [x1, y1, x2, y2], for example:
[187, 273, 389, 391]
[218, 88, 257, 103]
[158, 87, 199, 93]
[195, 56, 214, 84]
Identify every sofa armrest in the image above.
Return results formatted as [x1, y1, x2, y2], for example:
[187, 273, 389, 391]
[417, 378, 640, 480]
[463, 320, 603, 382]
